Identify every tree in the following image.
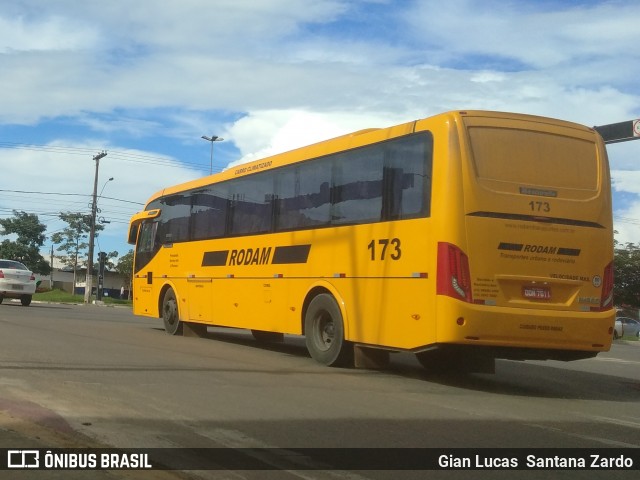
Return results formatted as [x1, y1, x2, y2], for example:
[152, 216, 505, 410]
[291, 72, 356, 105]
[114, 249, 134, 299]
[51, 212, 103, 291]
[0, 210, 51, 275]
[613, 238, 640, 309]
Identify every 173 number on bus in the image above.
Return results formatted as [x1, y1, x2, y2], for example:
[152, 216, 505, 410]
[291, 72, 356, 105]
[368, 238, 402, 261]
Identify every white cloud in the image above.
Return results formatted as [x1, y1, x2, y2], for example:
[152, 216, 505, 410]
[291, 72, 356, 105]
[0, 15, 98, 53]
[1, 0, 640, 255]
[403, 0, 640, 71]
[224, 109, 410, 166]
[0, 143, 201, 252]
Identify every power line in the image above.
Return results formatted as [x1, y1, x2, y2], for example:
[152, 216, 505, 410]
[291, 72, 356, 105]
[0, 142, 225, 172]
[0, 189, 144, 205]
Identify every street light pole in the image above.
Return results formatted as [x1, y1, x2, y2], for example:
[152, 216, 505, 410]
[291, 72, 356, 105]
[201, 135, 224, 174]
[84, 151, 107, 304]
[96, 177, 113, 302]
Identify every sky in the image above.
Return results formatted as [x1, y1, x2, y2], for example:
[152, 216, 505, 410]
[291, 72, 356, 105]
[0, 0, 639, 264]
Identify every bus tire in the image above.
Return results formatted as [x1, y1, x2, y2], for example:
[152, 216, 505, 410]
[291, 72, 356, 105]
[162, 288, 183, 335]
[304, 294, 353, 367]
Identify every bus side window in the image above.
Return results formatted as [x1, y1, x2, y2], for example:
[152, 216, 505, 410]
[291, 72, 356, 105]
[383, 133, 433, 220]
[191, 186, 228, 240]
[158, 194, 191, 243]
[229, 173, 274, 235]
[275, 162, 331, 231]
[331, 149, 383, 225]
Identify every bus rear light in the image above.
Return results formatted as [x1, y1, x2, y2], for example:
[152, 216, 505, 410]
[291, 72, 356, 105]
[437, 242, 472, 303]
[599, 261, 614, 311]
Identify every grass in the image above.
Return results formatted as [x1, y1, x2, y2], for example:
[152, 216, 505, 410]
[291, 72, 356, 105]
[33, 289, 132, 306]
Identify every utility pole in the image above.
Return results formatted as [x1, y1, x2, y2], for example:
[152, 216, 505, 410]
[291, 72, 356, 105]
[50, 244, 54, 290]
[84, 151, 107, 304]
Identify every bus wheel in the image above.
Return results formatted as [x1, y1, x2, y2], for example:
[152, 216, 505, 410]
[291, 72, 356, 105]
[162, 289, 183, 335]
[304, 294, 353, 367]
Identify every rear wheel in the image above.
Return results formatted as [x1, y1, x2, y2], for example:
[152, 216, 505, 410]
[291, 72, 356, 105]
[162, 289, 182, 335]
[20, 295, 32, 307]
[304, 294, 352, 367]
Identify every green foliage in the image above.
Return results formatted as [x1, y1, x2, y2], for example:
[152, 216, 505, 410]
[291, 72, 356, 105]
[0, 210, 51, 275]
[51, 212, 103, 271]
[614, 239, 640, 308]
[115, 249, 134, 282]
[114, 249, 134, 299]
[103, 250, 119, 271]
[34, 289, 131, 306]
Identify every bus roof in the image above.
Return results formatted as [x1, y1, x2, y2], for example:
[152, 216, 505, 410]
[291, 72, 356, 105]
[144, 110, 597, 207]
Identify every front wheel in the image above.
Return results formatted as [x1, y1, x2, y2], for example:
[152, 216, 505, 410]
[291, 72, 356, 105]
[162, 289, 182, 335]
[304, 294, 352, 367]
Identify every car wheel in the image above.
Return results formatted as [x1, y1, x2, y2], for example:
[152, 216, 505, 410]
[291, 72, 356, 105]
[20, 295, 32, 307]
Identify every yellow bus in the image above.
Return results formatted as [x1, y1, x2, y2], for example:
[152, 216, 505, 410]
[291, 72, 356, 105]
[127, 110, 615, 372]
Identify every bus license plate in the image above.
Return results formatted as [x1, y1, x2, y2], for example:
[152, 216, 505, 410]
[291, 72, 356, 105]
[523, 286, 551, 300]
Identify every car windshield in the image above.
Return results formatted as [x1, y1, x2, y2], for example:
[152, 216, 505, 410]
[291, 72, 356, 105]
[0, 260, 28, 270]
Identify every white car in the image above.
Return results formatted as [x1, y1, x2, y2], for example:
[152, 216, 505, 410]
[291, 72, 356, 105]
[618, 317, 640, 338]
[0, 259, 37, 306]
[613, 318, 624, 340]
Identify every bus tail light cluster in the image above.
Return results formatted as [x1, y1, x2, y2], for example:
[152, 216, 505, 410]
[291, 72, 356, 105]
[596, 261, 614, 312]
[437, 242, 472, 303]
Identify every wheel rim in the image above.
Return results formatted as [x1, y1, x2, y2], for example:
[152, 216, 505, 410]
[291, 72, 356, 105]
[164, 299, 177, 326]
[313, 311, 334, 352]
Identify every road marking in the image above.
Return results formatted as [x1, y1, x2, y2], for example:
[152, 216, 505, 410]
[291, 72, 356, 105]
[581, 414, 640, 431]
[195, 428, 370, 480]
[525, 422, 639, 448]
[592, 357, 640, 366]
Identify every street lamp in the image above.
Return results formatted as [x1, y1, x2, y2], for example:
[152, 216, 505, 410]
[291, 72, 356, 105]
[99, 177, 114, 199]
[201, 135, 224, 174]
[98, 177, 114, 225]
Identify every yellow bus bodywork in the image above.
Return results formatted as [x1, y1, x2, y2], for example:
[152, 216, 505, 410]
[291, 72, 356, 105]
[130, 111, 615, 362]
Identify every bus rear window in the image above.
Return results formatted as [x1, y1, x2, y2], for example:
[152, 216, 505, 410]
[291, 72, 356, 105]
[468, 127, 598, 191]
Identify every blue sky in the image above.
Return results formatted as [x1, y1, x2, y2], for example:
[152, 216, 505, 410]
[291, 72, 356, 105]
[0, 0, 639, 263]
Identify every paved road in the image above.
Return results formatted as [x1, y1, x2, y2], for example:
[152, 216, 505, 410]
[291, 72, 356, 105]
[0, 301, 638, 479]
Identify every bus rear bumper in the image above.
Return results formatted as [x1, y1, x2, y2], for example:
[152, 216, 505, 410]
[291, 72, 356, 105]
[432, 296, 615, 358]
